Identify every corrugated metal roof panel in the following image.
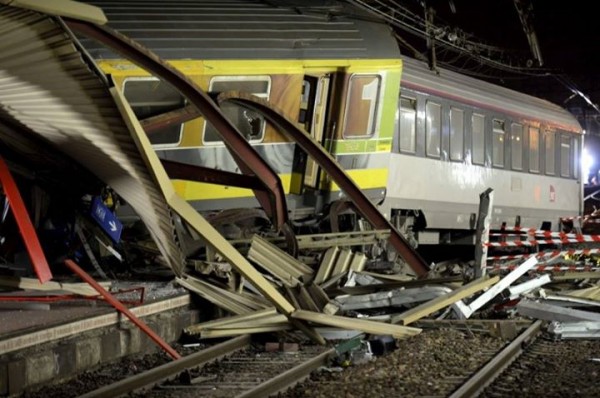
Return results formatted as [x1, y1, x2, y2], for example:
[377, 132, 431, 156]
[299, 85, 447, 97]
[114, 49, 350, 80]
[78, 0, 400, 60]
[0, 5, 186, 275]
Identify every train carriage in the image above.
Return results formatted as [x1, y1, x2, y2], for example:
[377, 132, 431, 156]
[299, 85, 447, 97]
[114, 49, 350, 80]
[386, 56, 583, 245]
[79, 0, 402, 221]
[77, 0, 584, 247]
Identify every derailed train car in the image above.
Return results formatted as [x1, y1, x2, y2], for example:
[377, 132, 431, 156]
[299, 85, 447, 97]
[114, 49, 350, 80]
[78, 0, 583, 247]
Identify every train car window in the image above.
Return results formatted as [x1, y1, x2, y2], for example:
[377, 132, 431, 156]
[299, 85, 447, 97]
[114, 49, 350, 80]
[204, 76, 270, 144]
[343, 75, 381, 138]
[492, 119, 505, 167]
[450, 107, 464, 161]
[425, 101, 441, 158]
[123, 78, 185, 147]
[399, 97, 416, 153]
[472, 113, 485, 165]
[511, 123, 523, 170]
[528, 126, 540, 173]
[544, 130, 556, 175]
[560, 134, 571, 177]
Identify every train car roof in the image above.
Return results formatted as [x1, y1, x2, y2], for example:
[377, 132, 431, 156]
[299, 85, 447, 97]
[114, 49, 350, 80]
[400, 56, 582, 133]
[77, 0, 400, 60]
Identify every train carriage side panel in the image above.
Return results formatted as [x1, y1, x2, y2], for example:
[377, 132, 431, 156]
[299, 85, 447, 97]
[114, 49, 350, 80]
[78, 0, 402, 219]
[382, 56, 583, 243]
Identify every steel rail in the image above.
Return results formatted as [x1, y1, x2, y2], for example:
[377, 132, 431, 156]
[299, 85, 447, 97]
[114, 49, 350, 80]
[78, 334, 252, 398]
[448, 319, 542, 398]
[237, 348, 336, 398]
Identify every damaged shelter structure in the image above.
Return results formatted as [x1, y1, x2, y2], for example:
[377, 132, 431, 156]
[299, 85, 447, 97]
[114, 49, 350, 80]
[1, 2, 599, 388]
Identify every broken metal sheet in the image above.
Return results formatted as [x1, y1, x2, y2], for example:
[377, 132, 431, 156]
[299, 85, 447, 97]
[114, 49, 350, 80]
[306, 283, 331, 311]
[185, 308, 288, 336]
[0, 275, 111, 296]
[344, 272, 382, 287]
[111, 86, 302, 318]
[319, 271, 347, 291]
[185, 308, 278, 334]
[247, 249, 303, 288]
[516, 299, 600, 322]
[466, 256, 539, 317]
[176, 276, 256, 315]
[334, 286, 456, 311]
[391, 275, 500, 325]
[507, 274, 552, 300]
[556, 286, 600, 301]
[0, 0, 107, 24]
[291, 309, 422, 339]
[247, 235, 314, 286]
[331, 249, 353, 277]
[551, 272, 600, 281]
[540, 294, 600, 308]
[334, 275, 463, 296]
[313, 328, 363, 340]
[547, 321, 600, 339]
[200, 324, 292, 339]
[178, 274, 271, 312]
[349, 252, 368, 273]
[357, 271, 415, 283]
[298, 285, 321, 312]
[230, 230, 391, 251]
[0, 6, 186, 275]
[314, 246, 339, 285]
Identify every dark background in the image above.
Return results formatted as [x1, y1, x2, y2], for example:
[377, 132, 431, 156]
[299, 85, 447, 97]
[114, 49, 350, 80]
[365, 0, 600, 176]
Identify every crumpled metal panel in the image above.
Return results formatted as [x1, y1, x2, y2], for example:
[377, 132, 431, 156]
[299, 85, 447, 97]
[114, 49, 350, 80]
[0, 6, 185, 275]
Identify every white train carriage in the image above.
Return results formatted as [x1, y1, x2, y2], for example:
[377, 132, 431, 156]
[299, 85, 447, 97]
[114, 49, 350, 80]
[381, 56, 584, 245]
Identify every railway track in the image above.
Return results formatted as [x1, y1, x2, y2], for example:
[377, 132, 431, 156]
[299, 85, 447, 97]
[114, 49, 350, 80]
[79, 334, 335, 398]
[449, 319, 600, 398]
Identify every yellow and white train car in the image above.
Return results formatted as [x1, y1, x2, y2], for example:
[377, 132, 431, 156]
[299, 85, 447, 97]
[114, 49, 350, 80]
[78, 0, 583, 245]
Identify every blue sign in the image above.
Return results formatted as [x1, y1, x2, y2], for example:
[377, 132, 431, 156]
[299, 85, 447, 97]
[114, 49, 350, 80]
[89, 196, 123, 243]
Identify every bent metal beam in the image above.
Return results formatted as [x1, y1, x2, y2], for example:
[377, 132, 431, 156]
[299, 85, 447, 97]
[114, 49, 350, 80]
[218, 92, 430, 277]
[64, 19, 289, 232]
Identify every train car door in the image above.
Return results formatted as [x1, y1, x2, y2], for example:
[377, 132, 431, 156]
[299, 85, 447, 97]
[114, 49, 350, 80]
[299, 75, 331, 189]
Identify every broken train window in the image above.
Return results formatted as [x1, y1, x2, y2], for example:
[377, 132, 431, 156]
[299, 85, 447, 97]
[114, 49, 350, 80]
[203, 76, 270, 144]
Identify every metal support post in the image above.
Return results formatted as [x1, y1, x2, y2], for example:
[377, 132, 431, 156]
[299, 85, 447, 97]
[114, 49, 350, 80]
[474, 188, 494, 278]
[63, 259, 182, 360]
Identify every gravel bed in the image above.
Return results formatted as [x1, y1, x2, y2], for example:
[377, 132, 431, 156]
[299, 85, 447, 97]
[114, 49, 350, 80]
[481, 337, 600, 398]
[278, 328, 507, 398]
[19, 328, 506, 398]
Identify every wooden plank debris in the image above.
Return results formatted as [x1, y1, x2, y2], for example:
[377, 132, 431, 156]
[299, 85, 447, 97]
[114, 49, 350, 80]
[331, 249, 353, 277]
[551, 272, 600, 281]
[176, 275, 268, 315]
[349, 252, 368, 272]
[517, 298, 600, 322]
[113, 88, 332, 345]
[185, 308, 291, 338]
[247, 235, 314, 286]
[313, 246, 339, 284]
[334, 286, 455, 311]
[0, 276, 111, 297]
[292, 309, 422, 339]
[185, 307, 280, 335]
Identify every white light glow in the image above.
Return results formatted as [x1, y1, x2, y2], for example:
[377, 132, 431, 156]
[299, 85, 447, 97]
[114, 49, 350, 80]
[583, 147, 594, 182]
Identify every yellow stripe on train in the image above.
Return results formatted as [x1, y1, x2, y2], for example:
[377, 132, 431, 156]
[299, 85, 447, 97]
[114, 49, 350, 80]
[172, 168, 389, 201]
